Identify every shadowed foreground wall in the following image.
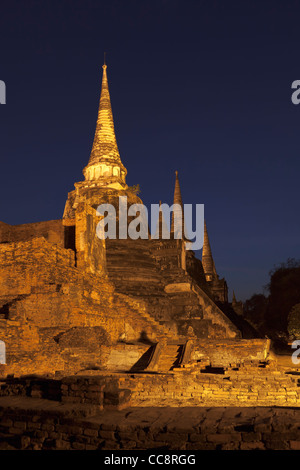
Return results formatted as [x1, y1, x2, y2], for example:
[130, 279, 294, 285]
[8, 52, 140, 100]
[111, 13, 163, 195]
[1, 367, 300, 450]
[1, 398, 300, 450]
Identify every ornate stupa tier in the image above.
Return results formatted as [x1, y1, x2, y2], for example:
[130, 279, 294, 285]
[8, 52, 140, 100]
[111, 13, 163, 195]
[82, 63, 128, 190]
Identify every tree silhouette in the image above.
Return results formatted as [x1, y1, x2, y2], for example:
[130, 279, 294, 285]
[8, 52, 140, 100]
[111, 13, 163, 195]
[265, 258, 300, 333]
[288, 303, 300, 338]
[243, 293, 268, 331]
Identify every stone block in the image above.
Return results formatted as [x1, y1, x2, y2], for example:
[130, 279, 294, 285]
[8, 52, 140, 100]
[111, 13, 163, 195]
[55, 439, 71, 450]
[117, 431, 138, 441]
[240, 441, 265, 450]
[99, 430, 115, 440]
[206, 433, 241, 443]
[154, 432, 189, 443]
[290, 440, 300, 450]
[189, 433, 207, 442]
[241, 432, 262, 442]
[13, 421, 27, 430]
[72, 442, 85, 450]
[8, 426, 25, 435]
[83, 428, 99, 437]
[264, 440, 290, 450]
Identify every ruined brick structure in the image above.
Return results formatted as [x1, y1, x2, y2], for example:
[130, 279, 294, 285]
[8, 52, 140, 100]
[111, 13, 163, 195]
[0, 62, 250, 378]
[1, 62, 300, 451]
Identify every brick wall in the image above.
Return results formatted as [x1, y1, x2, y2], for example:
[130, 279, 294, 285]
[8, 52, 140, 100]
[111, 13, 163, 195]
[0, 238, 175, 376]
[1, 394, 300, 450]
[0, 220, 65, 247]
[191, 339, 271, 366]
[121, 362, 300, 408]
[2, 359, 300, 410]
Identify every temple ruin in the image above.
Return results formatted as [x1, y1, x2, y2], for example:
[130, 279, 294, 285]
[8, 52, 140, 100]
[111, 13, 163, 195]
[0, 62, 300, 451]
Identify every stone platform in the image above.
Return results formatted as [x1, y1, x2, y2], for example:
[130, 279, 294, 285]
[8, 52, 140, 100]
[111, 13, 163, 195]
[0, 396, 300, 450]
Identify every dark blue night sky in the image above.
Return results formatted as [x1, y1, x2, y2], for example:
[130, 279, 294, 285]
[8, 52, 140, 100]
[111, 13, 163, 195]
[1, 0, 300, 300]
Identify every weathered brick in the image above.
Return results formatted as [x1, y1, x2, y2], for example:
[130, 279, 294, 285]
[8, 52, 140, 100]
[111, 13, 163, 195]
[55, 439, 71, 450]
[290, 441, 300, 450]
[241, 432, 262, 442]
[206, 433, 242, 443]
[99, 430, 116, 439]
[72, 442, 85, 450]
[83, 428, 99, 437]
[189, 433, 207, 442]
[154, 432, 188, 443]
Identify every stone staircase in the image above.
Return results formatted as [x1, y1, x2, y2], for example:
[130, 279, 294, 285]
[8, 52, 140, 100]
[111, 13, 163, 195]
[156, 344, 183, 372]
[105, 239, 164, 297]
[132, 340, 193, 373]
[105, 239, 240, 340]
[114, 292, 178, 342]
[139, 311, 178, 341]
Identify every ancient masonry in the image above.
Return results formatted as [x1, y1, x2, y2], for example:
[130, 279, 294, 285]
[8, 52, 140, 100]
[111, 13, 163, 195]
[0, 63, 300, 451]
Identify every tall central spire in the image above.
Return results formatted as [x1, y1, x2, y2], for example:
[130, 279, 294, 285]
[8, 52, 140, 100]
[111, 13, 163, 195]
[83, 62, 127, 189]
[89, 63, 120, 164]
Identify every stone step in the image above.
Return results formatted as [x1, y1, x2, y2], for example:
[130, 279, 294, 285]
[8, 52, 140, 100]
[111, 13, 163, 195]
[156, 345, 183, 372]
[115, 295, 176, 341]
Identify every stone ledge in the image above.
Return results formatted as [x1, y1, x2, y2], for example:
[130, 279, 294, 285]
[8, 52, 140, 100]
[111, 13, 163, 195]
[164, 283, 191, 293]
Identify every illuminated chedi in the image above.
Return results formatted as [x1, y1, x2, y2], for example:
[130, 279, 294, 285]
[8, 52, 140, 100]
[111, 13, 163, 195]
[63, 63, 142, 224]
[0, 62, 298, 447]
[0, 61, 249, 379]
[83, 63, 128, 190]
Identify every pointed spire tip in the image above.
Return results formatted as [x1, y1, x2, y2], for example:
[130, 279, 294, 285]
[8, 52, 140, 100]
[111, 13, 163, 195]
[103, 52, 107, 69]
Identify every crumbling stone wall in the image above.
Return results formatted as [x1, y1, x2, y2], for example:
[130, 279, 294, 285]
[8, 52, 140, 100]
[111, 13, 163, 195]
[2, 359, 300, 409]
[74, 202, 106, 275]
[1, 398, 300, 450]
[191, 339, 271, 367]
[1, 372, 300, 450]
[0, 220, 65, 247]
[0, 238, 174, 376]
[121, 362, 300, 408]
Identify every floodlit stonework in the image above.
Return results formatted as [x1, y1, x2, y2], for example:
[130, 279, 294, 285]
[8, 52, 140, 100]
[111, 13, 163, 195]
[0, 63, 299, 451]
